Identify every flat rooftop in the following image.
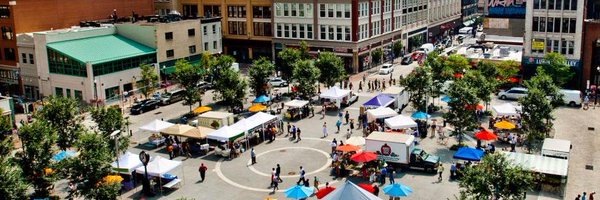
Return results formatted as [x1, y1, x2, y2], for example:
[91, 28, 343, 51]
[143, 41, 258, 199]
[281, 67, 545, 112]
[454, 44, 523, 62]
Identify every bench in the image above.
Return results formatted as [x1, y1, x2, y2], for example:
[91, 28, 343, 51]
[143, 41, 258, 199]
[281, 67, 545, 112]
[163, 179, 181, 189]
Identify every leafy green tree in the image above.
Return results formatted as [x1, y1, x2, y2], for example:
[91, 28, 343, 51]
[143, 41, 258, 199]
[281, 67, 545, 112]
[540, 52, 574, 87]
[426, 52, 452, 100]
[292, 60, 321, 98]
[36, 96, 84, 150]
[477, 61, 499, 79]
[299, 41, 311, 60]
[213, 55, 247, 110]
[90, 106, 130, 153]
[249, 57, 275, 96]
[66, 133, 120, 200]
[278, 47, 301, 80]
[445, 54, 471, 75]
[528, 68, 563, 107]
[459, 153, 533, 200]
[519, 70, 559, 151]
[392, 41, 404, 58]
[174, 59, 204, 112]
[0, 108, 12, 154]
[315, 52, 346, 87]
[16, 121, 58, 197]
[136, 63, 159, 99]
[0, 133, 28, 200]
[371, 48, 383, 64]
[464, 70, 498, 110]
[496, 60, 520, 80]
[400, 66, 432, 111]
[443, 80, 479, 144]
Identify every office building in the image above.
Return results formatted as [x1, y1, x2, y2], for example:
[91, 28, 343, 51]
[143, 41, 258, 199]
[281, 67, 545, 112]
[427, 0, 462, 43]
[581, 0, 600, 89]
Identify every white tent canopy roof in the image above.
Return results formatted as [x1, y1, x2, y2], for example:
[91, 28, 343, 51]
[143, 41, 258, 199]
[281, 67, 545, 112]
[324, 181, 382, 200]
[199, 111, 234, 119]
[207, 125, 244, 141]
[135, 156, 181, 176]
[285, 100, 310, 108]
[385, 115, 418, 129]
[502, 152, 569, 176]
[320, 86, 351, 100]
[139, 119, 175, 132]
[111, 151, 143, 173]
[492, 103, 519, 116]
[366, 107, 398, 121]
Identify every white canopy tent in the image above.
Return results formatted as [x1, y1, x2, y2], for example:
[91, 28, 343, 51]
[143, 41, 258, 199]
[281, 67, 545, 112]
[139, 119, 175, 132]
[384, 115, 418, 129]
[230, 112, 278, 145]
[135, 156, 182, 177]
[502, 152, 569, 176]
[111, 151, 143, 173]
[320, 86, 351, 100]
[248, 112, 278, 125]
[285, 100, 309, 108]
[541, 138, 571, 159]
[492, 103, 519, 116]
[323, 181, 382, 200]
[346, 136, 366, 146]
[366, 107, 398, 122]
[207, 125, 244, 142]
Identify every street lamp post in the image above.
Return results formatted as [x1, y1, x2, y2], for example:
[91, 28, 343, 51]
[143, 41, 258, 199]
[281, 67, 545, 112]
[139, 151, 151, 195]
[94, 78, 98, 107]
[110, 130, 121, 169]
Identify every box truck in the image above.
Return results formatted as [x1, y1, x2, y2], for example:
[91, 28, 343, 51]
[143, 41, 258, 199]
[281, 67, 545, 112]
[365, 131, 440, 172]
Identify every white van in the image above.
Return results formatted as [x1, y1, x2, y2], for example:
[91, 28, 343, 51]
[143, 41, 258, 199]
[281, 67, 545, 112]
[416, 43, 435, 54]
[559, 89, 581, 107]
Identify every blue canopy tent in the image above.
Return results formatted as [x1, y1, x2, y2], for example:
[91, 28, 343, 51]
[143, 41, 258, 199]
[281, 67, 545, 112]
[285, 185, 314, 199]
[383, 183, 413, 197]
[453, 147, 485, 161]
[411, 111, 430, 120]
[253, 95, 271, 103]
[363, 94, 395, 108]
[52, 150, 77, 162]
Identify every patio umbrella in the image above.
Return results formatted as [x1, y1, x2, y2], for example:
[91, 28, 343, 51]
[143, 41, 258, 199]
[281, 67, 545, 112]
[336, 144, 361, 152]
[357, 183, 375, 193]
[52, 150, 77, 162]
[453, 147, 484, 161]
[346, 136, 366, 146]
[193, 106, 212, 114]
[285, 185, 314, 199]
[383, 183, 413, 197]
[254, 95, 271, 103]
[248, 104, 267, 112]
[411, 111, 430, 120]
[441, 95, 452, 103]
[494, 120, 516, 130]
[316, 186, 336, 199]
[474, 129, 497, 141]
[351, 151, 378, 163]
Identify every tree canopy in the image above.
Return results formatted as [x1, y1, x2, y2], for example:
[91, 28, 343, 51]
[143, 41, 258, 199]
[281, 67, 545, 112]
[445, 54, 471, 74]
[292, 60, 321, 98]
[213, 55, 247, 109]
[400, 66, 432, 111]
[174, 59, 204, 112]
[371, 48, 383, 64]
[519, 69, 559, 151]
[0, 111, 28, 199]
[249, 57, 275, 96]
[443, 79, 479, 144]
[36, 96, 84, 150]
[136, 63, 159, 99]
[315, 52, 346, 87]
[392, 41, 404, 58]
[90, 106, 130, 153]
[540, 52, 574, 87]
[16, 121, 58, 197]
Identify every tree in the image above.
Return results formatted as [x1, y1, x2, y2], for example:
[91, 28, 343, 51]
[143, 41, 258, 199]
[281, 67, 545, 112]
[213, 55, 247, 110]
[443, 80, 479, 144]
[540, 52, 574, 87]
[392, 41, 404, 58]
[459, 153, 533, 200]
[249, 57, 275, 96]
[0, 111, 28, 199]
[464, 70, 498, 110]
[136, 63, 159, 99]
[315, 52, 346, 87]
[0, 108, 12, 154]
[445, 54, 471, 75]
[66, 133, 120, 200]
[292, 60, 321, 98]
[36, 96, 84, 150]
[496, 60, 520, 80]
[90, 106, 130, 153]
[371, 48, 383, 65]
[426, 52, 452, 100]
[174, 59, 204, 112]
[400, 66, 432, 112]
[299, 41, 311, 60]
[519, 70, 559, 151]
[278, 47, 301, 80]
[16, 121, 58, 197]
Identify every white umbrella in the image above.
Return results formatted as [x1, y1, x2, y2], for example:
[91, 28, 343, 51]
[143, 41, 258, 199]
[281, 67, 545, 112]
[346, 136, 366, 146]
[139, 119, 175, 132]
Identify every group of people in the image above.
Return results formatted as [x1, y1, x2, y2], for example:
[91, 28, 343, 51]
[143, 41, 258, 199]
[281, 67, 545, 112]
[164, 135, 192, 160]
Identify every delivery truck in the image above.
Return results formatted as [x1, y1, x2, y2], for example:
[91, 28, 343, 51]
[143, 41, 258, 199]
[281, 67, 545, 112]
[365, 131, 440, 172]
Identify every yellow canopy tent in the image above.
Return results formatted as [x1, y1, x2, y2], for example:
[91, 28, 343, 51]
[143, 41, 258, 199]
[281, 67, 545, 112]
[494, 120, 516, 130]
[193, 106, 213, 115]
[248, 104, 267, 112]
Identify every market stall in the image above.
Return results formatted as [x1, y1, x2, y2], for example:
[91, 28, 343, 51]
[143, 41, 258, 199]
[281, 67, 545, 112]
[134, 156, 183, 192]
[541, 138, 571, 159]
[502, 151, 569, 195]
[320, 86, 351, 110]
[192, 111, 234, 128]
[384, 115, 418, 130]
[111, 151, 143, 190]
[382, 86, 409, 109]
[453, 147, 484, 161]
[363, 94, 395, 109]
[139, 120, 175, 148]
[323, 180, 382, 200]
[492, 103, 519, 116]
[284, 100, 310, 120]
[366, 107, 398, 122]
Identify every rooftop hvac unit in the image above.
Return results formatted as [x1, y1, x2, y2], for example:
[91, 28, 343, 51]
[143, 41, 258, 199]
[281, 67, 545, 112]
[499, 46, 510, 57]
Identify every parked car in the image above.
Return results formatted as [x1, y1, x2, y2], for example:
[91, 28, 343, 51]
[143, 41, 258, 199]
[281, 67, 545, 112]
[498, 87, 528, 100]
[416, 43, 436, 54]
[268, 77, 288, 87]
[379, 63, 394, 75]
[160, 89, 185, 105]
[401, 55, 413, 65]
[196, 81, 213, 90]
[130, 99, 161, 114]
[559, 89, 582, 107]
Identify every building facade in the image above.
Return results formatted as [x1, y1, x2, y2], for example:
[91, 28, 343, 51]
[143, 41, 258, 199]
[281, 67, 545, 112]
[179, 0, 273, 63]
[462, 0, 478, 23]
[581, 0, 600, 89]
[427, 0, 462, 43]
[155, 0, 179, 15]
[523, 0, 584, 88]
[0, 0, 154, 98]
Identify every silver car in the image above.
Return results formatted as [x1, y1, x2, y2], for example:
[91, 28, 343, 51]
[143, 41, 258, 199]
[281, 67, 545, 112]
[268, 77, 288, 87]
[498, 87, 528, 100]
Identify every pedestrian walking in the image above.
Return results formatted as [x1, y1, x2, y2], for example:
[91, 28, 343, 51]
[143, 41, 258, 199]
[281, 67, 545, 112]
[313, 176, 320, 191]
[199, 163, 208, 182]
[298, 166, 306, 184]
[379, 167, 387, 185]
[345, 111, 350, 124]
[437, 164, 444, 182]
[583, 192, 588, 200]
[373, 184, 380, 196]
[304, 177, 310, 187]
[323, 123, 328, 138]
[331, 138, 337, 153]
[287, 122, 292, 136]
[276, 164, 283, 182]
[311, 106, 315, 117]
[271, 168, 276, 187]
[272, 175, 279, 192]
[359, 81, 363, 92]
[349, 82, 353, 91]
[363, 73, 367, 83]
[590, 192, 595, 200]
[350, 119, 355, 130]
[296, 128, 302, 141]
[251, 148, 257, 165]
[336, 119, 342, 133]
[388, 167, 395, 184]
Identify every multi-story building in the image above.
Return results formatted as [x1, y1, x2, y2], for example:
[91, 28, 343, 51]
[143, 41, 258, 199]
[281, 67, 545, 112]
[581, 0, 600, 89]
[523, 0, 584, 88]
[155, 0, 179, 16]
[0, 0, 154, 99]
[427, 0, 462, 43]
[461, 0, 478, 24]
[481, 0, 526, 37]
[272, 0, 428, 73]
[179, 0, 273, 63]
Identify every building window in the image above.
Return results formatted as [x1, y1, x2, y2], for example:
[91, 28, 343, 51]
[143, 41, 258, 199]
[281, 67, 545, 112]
[204, 5, 221, 17]
[541, 0, 547, 9]
[291, 24, 297, 38]
[204, 26, 208, 35]
[336, 4, 343, 18]
[554, 18, 561, 32]
[165, 32, 173, 40]
[547, 17, 554, 32]
[320, 25, 326, 39]
[570, 0, 576, 10]
[291, 4, 297, 16]
[533, 17, 539, 32]
[563, 0, 570, 11]
[1, 26, 12, 40]
[328, 26, 334, 40]
[204, 42, 209, 51]
[567, 40, 574, 55]
[74, 90, 82, 100]
[556, 0, 562, 10]
[4, 48, 14, 61]
[189, 45, 196, 54]
[66, 89, 71, 98]
[275, 3, 282, 16]
[345, 4, 351, 18]
[213, 41, 217, 50]
[345, 26, 350, 41]
[549, 0, 555, 10]
[183, 4, 199, 17]
[320, 4, 326, 17]
[228, 6, 246, 18]
[284, 4, 289, 16]
[336, 26, 342, 41]
[307, 24, 313, 39]
[299, 24, 305, 38]
[253, 6, 272, 18]
[299, 4, 305, 17]
[0, 6, 9, 18]
[21, 53, 26, 63]
[276, 24, 282, 37]
[284, 24, 290, 37]
[212, 25, 217, 34]
[55, 87, 63, 97]
[254, 22, 272, 36]
[29, 54, 34, 64]
[166, 49, 174, 58]
[562, 18, 569, 33]
[328, 4, 334, 17]
[552, 40, 559, 52]
[569, 18, 576, 33]
[561, 40, 567, 54]
[47, 48, 88, 77]
[228, 21, 247, 35]
[539, 17, 546, 32]
[188, 28, 195, 36]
